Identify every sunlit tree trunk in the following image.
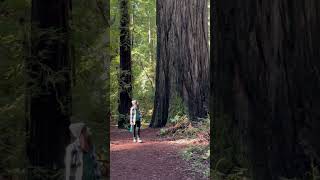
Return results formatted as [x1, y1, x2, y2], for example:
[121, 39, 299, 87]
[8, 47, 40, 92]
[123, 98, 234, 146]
[118, 0, 132, 128]
[149, 0, 170, 128]
[130, 3, 134, 47]
[26, 0, 71, 177]
[150, 0, 209, 127]
[174, 0, 209, 121]
[148, 10, 153, 62]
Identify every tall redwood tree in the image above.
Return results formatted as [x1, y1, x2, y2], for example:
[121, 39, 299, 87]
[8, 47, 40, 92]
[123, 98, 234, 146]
[118, 0, 132, 128]
[211, 0, 320, 179]
[27, 0, 72, 177]
[150, 0, 209, 128]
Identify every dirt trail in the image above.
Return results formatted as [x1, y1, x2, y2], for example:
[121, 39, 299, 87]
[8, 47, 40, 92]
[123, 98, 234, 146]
[110, 125, 207, 180]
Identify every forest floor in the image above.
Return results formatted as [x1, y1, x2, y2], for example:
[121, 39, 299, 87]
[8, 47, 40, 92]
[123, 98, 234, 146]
[110, 124, 208, 180]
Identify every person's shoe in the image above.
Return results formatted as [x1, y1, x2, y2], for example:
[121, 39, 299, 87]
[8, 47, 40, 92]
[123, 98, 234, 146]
[138, 138, 142, 143]
[133, 138, 137, 143]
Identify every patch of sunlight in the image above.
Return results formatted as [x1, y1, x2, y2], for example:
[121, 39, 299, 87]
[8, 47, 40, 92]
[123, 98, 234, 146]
[141, 122, 149, 129]
[147, 109, 153, 116]
[110, 144, 144, 152]
[167, 139, 198, 145]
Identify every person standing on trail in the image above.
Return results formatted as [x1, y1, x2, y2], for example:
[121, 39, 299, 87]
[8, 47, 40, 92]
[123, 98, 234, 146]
[65, 122, 102, 180]
[130, 100, 143, 143]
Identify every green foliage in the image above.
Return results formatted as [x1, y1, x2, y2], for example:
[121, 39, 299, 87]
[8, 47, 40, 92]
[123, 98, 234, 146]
[168, 94, 186, 120]
[181, 145, 210, 178]
[159, 116, 210, 178]
[110, 0, 156, 124]
[160, 115, 210, 141]
[0, 96, 26, 178]
[211, 160, 249, 180]
[159, 115, 190, 137]
[160, 116, 210, 178]
[168, 114, 183, 125]
[0, 0, 29, 176]
[1, 0, 110, 177]
[211, 113, 251, 180]
[70, 0, 109, 163]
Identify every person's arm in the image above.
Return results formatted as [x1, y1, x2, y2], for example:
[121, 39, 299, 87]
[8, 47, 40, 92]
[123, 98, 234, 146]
[130, 108, 133, 125]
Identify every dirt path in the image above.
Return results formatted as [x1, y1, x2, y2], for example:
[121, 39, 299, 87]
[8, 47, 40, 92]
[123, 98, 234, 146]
[110, 125, 207, 180]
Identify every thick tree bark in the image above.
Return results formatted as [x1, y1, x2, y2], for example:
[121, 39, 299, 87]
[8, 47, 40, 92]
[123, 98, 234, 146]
[212, 0, 320, 179]
[118, 0, 132, 128]
[149, 0, 170, 128]
[150, 0, 209, 127]
[173, 0, 209, 121]
[26, 0, 71, 177]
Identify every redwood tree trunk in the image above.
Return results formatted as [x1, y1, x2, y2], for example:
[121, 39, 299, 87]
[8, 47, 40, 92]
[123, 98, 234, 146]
[212, 0, 320, 179]
[174, 0, 209, 121]
[149, 0, 170, 127]
[150, 0, 209, 127]
[27, 0, 71, 177]
[118, 0, 132, 128]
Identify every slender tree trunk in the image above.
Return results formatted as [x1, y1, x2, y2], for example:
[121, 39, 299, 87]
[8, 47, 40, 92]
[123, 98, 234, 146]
[131, 3, 134, 47]
[150, 0, 209, 127]
[26, 0, 71, 177]
[148, 10, 153, 62]
[212, 0, 320, 179]
[118, 0, 132, 128]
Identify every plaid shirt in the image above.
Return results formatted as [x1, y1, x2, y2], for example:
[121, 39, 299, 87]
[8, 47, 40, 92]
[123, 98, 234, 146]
[65, 140, 102, 180]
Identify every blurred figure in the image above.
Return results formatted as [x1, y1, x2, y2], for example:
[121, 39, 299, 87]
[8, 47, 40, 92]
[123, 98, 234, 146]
[65, 123, 101, 180]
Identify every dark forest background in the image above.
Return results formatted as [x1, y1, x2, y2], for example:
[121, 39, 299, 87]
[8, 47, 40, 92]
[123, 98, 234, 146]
[1, 0, 110, 178]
